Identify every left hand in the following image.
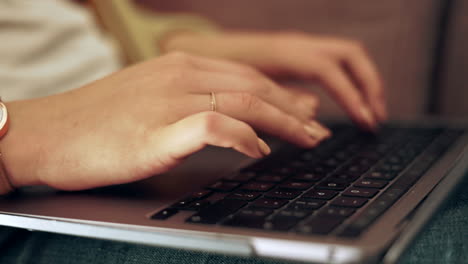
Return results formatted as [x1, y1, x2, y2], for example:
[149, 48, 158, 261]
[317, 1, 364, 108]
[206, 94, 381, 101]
[162, 31, 387, 131]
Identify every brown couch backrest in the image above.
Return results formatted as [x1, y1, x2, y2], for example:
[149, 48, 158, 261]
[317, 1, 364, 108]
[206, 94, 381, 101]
[138, 0, 465, 119]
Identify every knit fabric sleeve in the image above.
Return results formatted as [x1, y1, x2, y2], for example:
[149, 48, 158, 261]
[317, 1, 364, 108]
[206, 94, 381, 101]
[93, 1, 219, 63]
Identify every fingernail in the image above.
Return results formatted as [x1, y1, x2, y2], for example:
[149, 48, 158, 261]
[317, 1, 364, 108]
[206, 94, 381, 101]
[360, 106, 377, 130]
[310, 120, 332, 138]
[304, 121, 330, 139]
[257, 138, 271, 156]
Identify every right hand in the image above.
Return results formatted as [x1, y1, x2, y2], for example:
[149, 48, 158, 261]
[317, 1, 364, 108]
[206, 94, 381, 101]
[1, 52, 330, 191]
[163, 31, 387, 130]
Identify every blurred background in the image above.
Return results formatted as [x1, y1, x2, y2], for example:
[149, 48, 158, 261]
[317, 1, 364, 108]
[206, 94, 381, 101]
[94, 0, 468, 120]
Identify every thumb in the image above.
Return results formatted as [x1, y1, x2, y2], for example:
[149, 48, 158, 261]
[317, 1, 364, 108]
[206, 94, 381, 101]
[148, 111, 271, 173]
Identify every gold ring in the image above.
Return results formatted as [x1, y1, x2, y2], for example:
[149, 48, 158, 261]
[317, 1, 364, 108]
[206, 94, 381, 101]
[210, 92, 217, 112]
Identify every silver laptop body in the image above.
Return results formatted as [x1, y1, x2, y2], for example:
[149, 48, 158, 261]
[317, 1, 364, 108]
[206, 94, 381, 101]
[1, 119, 467, 264]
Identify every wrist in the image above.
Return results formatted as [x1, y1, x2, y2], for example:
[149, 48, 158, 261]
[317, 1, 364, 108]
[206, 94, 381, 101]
[0, 100, 42, 188]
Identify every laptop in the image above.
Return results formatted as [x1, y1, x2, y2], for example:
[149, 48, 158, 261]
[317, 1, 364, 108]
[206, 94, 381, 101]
[0, 119, 467, 264]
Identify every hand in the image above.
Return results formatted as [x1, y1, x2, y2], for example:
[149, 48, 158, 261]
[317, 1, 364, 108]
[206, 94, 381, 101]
[162, 31, 387, 130]
[1, 52, 330, 191]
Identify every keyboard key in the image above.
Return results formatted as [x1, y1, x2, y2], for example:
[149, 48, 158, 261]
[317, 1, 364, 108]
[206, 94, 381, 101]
[376, 164, 404, 173]
[334, 150, 351, 161]
[265, 189, 302, 200]
[365, 171, 397, 180]
[297, 216, 345, 235]
[380, 187, 405, 202]
[207, 181, 240, 192]
[251, 198, 288, 209]
[277, 209, 311, 219]
[316, 181, 348, 190]
[186, 199, 247, 224]
[354, 179, 388, 189]
[227, 171, 256, 182]
[223, 208, 273, 229]
[288, 199, 325, 210]
[396, 149, 418, 159]
[331, 196, 367, 208]
[191, 190, 212, 199]
[279, 181, 314, 190]
[185, 200, 211, 211]
[385, 156, 403, 164]
[343, 187, 378, 198]
[151, 208, 178, 220]
[171, 190, 213, 210]
[310, 165, 334, 174]
[240, 182, 274, 192]
[288, 160, 307, 169]
[321, 158, 341, 168]
[319, 206, 356, 217]
[225, 192, 261, 201]
[358, 151, 383, 161]
[264, 210, 310, 231]
[171, 197, 197, 209]
[343, 164, 370, 174]
[272, 166, 295, 175]
[256, 174, 287, 183]
[302, 189, 338, 200]
[349, 157, 375, 167]
[293, 172, 324, 182]
[300, 151, 319, 162]
[327, 173, 359, 183]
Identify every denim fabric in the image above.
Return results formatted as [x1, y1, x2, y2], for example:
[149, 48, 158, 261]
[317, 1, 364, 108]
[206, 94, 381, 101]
[1, 175, 467, 264]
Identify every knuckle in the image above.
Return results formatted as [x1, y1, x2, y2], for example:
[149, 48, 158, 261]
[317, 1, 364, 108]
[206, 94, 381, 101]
[165, 51, 193, 64]
[253, 81, 271, 96]
[237, 93, 263, 112]
[346, 40, 366, 53]
[348, 91, 364, 105]
[271, 31, 308, 52]
[239, 64, 261, 78]
[237, 69, 271, 95]
[315, 61, 337, 78]
[310, 96, 320, 108]
[198, 111, 222, 136]
[162, 67, 191, 85]
[284, 116, 303, 136]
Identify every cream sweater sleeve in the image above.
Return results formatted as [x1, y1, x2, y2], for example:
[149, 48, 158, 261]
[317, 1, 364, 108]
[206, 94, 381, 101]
[0, 0, 122, 101]
[93, 0, 219, 63]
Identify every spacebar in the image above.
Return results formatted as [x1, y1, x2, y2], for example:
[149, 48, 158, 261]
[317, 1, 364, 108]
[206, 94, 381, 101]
[186, 199, 247, 224]
[338, 133, 458, 237]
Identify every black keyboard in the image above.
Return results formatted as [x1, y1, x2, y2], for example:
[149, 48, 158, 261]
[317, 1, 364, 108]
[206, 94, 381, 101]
[150, 125, 463, 238]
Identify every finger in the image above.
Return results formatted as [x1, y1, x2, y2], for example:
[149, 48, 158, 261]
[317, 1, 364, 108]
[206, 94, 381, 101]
[193, 57, 320, 115]
[167, 55, 314, 122]
[148, 112, 271, 171]
[162, 51, 261, 77]
[280, 83, 320, 119]
[332, 44, 387, 121]
[267, 54, 377, 130]
[189, 92, 331, 147]
[316, 61, 378, 130]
